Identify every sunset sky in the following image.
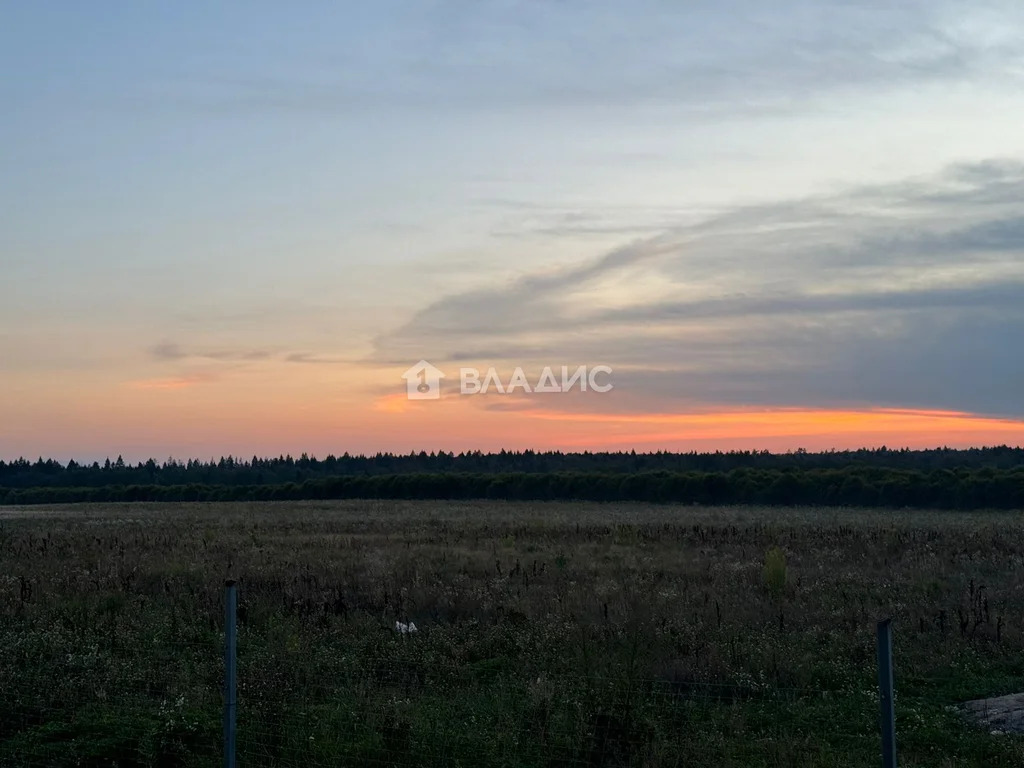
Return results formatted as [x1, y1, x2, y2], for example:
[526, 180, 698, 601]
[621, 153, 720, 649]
[3, 1, 1024, 461]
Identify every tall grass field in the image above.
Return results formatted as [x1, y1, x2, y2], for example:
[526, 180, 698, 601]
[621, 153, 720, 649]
[2, 501, 1023, 766]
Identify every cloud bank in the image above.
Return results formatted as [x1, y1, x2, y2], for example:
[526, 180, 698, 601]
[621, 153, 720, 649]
[372, 159, 1024, 418]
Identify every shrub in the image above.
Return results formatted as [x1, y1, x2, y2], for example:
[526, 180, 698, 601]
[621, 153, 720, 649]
[763, 546, 787, 597]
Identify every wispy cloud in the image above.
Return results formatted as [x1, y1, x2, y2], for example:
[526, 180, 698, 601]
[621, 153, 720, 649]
[127, 374, 217, 390]
[371, 159, 1024, 418]
[151, 1, 1023, 117]
[284, 352, 351, 365]
[149, 343, 353, 366]
[149, 342, 271, 362]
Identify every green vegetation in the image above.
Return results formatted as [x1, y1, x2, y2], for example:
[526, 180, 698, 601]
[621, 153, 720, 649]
[762, 547, 787, 598]
[5, 465, 1024, 508]
[3, 501, 1024, 765]
[6, 449, 1024, 510]
[8, 447, 1024, 490]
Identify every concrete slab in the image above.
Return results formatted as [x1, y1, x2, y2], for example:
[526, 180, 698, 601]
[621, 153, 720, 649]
[961, 693, 1024, 734]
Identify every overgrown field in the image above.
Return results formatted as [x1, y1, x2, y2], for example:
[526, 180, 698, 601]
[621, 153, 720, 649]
[2, 501, 1024, 766]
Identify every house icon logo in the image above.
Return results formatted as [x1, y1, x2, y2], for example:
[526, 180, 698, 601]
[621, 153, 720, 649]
[402, 360, 445, 400]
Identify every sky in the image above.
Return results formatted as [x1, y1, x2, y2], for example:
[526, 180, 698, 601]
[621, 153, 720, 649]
[2, 1, 1024, 461]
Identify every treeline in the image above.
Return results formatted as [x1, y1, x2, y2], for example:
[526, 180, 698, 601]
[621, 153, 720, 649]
[4, 467, 1024, 510]
[3, 446, 1024, 490]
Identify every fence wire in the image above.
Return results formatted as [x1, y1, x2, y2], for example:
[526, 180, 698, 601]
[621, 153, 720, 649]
[0, 629, 891, 767]
[1, 616, 1018, 766]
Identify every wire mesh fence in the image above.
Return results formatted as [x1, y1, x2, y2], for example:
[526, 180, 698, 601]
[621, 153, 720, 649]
[0, 635, 223, 766]
[0, 622, 887, 766]
[230, 668, 884, 768]
[1, 582, 1018, 767]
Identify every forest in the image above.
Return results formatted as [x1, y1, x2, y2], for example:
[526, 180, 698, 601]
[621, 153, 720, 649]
[2, 447, 1024, 509]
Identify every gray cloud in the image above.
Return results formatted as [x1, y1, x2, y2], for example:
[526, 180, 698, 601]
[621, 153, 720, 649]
[607, 311, 1024, 419]
[150, 344, 358, 367]
[371, 158, 1024, 418]
[150, 342, 186, 360]
[589, 280, 1024, 327]
[284, 352, 351, 365]
[373, 235, 677, 355]
[149, 342, 272, 362]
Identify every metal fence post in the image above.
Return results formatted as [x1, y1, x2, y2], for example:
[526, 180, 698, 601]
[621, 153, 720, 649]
[224, 580, 238, 768]
[877, 618, 897, 768]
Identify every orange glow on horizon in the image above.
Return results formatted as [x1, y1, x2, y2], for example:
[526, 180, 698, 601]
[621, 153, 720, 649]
[515, 405, 1024, 429]
[506, 405, 1024, 448]
[373, 393, 411, 413]
[4, 363, 1023, 460]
